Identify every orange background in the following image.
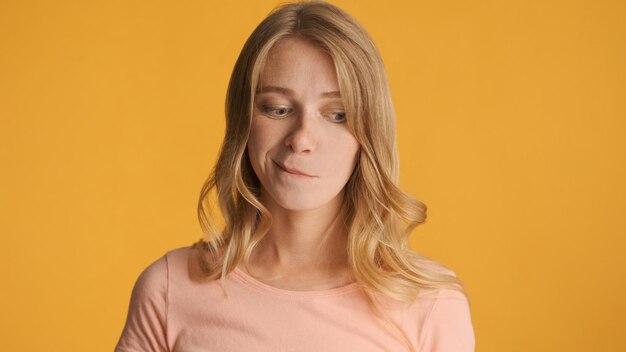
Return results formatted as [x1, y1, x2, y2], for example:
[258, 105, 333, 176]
[1, 1, 625, 351]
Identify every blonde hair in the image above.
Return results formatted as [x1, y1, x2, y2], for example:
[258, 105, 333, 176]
[192, 1, 467, 351]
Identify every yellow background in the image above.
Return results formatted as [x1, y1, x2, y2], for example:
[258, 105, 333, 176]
[1, 0, 624, 351]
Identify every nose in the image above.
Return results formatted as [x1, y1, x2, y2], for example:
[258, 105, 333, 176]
[284, 107, 319, 153]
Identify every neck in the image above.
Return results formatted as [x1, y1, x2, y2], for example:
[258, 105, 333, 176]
[251, 189, 349, 274]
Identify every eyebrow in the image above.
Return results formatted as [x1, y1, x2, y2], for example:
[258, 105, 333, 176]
[256, 85, 341, 98]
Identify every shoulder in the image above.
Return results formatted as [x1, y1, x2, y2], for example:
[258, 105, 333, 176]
[129, 246, 192, 299]
[409, 251, 459, 279]
[164, 245, 194, 271]
[132, 252, 168, 297]
[415, 288, 475, 352]
[135, 244, 225, 288]
[116, 248, 192, 351]
[402, 254, 475, 350]
[137, 246, 190, 279]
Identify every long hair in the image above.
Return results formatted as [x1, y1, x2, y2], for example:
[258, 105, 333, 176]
[192, 1, 467, 351]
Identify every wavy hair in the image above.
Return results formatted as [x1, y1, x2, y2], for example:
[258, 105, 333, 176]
[192, 1, 467, 350]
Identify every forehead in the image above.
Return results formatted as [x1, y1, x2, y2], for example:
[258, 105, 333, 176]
[259, 37, 340, 94]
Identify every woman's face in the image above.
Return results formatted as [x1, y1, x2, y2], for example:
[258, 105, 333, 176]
[246, 37, 360, 211]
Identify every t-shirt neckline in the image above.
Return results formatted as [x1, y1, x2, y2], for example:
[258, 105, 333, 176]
[231, 266, 361, 298]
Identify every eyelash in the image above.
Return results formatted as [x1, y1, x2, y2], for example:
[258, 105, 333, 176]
[260, 106, 347, 123]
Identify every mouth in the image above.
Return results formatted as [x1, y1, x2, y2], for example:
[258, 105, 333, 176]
[273, 160, 316, 177]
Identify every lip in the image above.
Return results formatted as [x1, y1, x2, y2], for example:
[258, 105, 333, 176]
[274, 160, 316, 177]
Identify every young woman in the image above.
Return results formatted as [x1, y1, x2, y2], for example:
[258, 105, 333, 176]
[115, 1, 475, 351]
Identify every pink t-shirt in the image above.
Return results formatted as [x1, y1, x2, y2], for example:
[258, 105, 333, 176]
[115, 246, 475, 352]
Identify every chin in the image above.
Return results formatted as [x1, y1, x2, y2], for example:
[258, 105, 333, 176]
[274, 196, 328, 211]
[271, 187, 344, 212]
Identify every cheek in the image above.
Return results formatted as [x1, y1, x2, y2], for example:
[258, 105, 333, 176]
[246, 127, 263, 174]
[247, 118, 281, 176]
[327, 131, 360, 170]
[249, 117, 280, 146]
[340, 130, 360, 158]
[248, 119, 269, 154]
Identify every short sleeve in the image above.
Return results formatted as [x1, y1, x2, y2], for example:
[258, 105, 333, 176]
[419, 290, 475, 352]
[115, 254, 169, 352]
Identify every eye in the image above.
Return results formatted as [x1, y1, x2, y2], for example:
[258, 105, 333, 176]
[260, 105, 293, 118]
[327, 111, 347, 123]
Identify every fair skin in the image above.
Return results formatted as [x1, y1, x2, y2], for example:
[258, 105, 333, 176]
[243, 37, 360, 291]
